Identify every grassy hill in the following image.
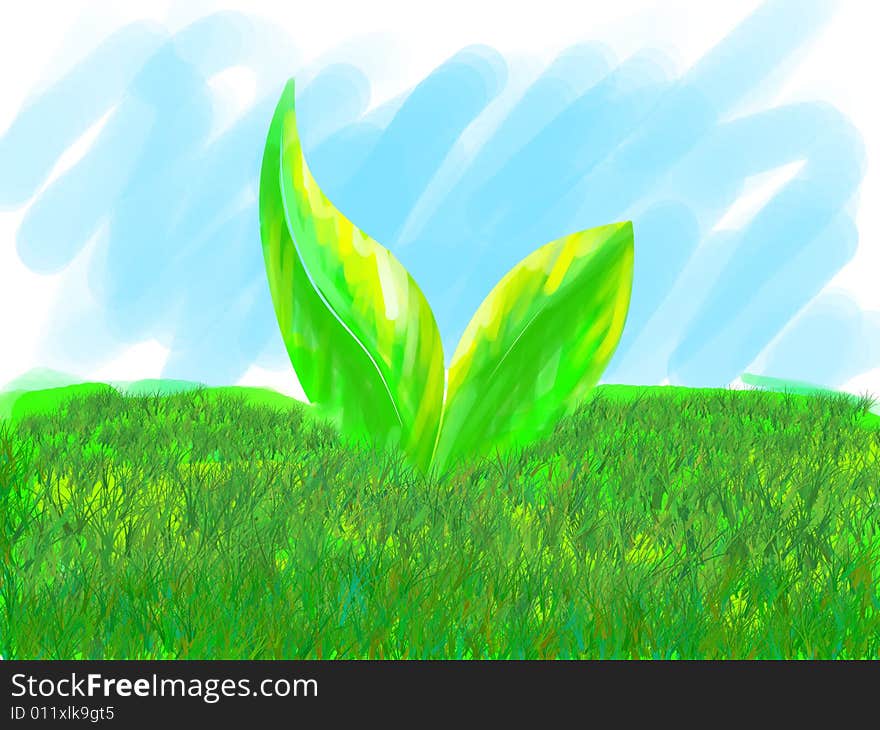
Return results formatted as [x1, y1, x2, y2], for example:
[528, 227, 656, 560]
[1, 382, 878, 658]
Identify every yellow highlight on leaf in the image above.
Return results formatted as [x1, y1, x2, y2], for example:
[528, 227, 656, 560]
[260, 79, 635, 473]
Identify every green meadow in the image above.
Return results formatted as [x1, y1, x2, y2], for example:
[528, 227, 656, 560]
[1, 382, 878, 659]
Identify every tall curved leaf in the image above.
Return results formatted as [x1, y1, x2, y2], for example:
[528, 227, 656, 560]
[433, 222, 634, 470]
[259, 80, 445, 471]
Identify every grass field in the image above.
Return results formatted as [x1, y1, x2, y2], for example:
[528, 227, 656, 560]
[1, 382, 879, 659]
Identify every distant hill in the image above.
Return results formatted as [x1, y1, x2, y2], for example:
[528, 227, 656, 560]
[1, 367, 84, 393]
[111, 378, 206, 396]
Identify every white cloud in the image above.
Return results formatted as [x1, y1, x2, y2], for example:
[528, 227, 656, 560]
[91, 339, 170, 384]
[236, 363, 308, 401]
[841, 368, 880, 408]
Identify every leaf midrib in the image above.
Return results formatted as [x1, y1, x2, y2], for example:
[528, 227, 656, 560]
[436, 236, 624, 468]
[277, 133, 404, 430]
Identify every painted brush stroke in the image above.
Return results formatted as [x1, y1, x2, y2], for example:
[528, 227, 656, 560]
[0, 0, 873, 394]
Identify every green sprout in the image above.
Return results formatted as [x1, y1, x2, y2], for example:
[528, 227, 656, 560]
[259, 79, 634, 473]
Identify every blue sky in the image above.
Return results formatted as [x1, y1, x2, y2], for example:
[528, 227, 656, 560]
[0, 0, 877, 393]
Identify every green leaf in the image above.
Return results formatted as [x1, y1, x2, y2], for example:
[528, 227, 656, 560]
[433, 222, 634, 470]
[259, 80, 445, 471]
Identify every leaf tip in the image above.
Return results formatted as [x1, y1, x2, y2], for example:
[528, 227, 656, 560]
[618, 219, 634, 239]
